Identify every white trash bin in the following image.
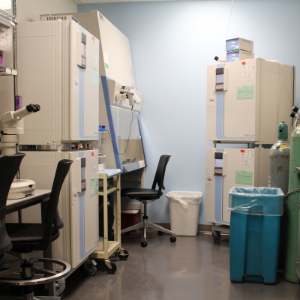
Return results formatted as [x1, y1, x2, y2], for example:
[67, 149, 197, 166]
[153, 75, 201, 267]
[167, 191, 202, 236]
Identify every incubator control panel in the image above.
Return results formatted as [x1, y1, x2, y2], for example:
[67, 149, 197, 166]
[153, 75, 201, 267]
[214, 152, 227, 176]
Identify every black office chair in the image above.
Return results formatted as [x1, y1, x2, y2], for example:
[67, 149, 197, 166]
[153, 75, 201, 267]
[121, 155, 176, 247]
[0, 154, 26, 270]
[0, 159, 73, 300]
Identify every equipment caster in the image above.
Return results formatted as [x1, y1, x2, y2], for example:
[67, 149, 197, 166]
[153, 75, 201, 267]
[82, 259, 97, 276]
[158, 231, 164, 236]
[117, 248, 129, 261]
[104, 260, 117, 274]
[141, 241, 147, 247]
[170, 236, 176, 243]
[212, 230, 221, 242]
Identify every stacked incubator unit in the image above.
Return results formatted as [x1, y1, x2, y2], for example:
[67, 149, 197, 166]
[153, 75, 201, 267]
[205, 39, 294, 237]
[13, 18, 100, 270]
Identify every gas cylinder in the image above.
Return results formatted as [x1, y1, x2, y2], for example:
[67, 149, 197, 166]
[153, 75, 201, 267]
[269, 122, 290, 271]
[285, 123, 300, 283]
[269, 122, 290, 194]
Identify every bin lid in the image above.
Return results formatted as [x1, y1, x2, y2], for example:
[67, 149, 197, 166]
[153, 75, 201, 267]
[228, 187, 284, 216]
[166, 191, 202, 205]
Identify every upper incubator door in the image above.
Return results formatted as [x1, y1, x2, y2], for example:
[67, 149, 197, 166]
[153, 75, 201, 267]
[69, 21, 99, 141]
[206, 59, 294, 144]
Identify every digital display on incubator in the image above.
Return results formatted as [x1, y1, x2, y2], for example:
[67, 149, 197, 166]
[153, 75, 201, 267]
[216, 74, 224, 84]
[215, 159, 223, 168]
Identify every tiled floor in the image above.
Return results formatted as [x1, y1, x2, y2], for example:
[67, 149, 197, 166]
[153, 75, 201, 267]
[61, 232, 300, 300]
[0, 232, 299, 299]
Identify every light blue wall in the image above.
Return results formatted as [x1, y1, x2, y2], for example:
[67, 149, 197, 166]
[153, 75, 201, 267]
[79, 1, 300, 225]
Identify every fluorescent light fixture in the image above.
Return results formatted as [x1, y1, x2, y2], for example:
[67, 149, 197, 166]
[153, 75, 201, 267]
[0, 0, 11, 10]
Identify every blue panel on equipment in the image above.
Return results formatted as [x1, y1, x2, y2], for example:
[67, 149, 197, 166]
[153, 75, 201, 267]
[227, 51, 240, 62]
[226, 38, 240, 51]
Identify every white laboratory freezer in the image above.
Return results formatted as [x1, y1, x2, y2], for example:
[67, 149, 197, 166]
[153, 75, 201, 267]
[17, 19, 99, 145]
[205, 147, 270, 225]
[206, 58, 294, 143]
[19, 149, 99, 269]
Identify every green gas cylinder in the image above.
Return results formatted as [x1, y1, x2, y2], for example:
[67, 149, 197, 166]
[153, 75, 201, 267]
[285, 124, 300, 282]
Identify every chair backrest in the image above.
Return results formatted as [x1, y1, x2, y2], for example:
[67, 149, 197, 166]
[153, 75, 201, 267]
[0, 153, 26, 255]
[151, 155, 171, 198]
[41, 159, 73, 250]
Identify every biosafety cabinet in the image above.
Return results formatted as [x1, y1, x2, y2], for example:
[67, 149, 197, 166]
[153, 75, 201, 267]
[206, 58, 294, 143]
[205, 147, 270, 225]
[70, 10, 146, 172]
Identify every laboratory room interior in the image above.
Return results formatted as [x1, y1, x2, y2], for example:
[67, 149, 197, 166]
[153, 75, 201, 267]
[0, 0, 299, 299]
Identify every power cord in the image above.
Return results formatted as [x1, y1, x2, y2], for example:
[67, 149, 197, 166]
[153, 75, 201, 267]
[107, 107, 134, 156]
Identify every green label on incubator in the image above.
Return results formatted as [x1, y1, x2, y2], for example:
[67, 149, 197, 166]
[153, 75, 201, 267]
[90, 177, 99, 197]
[235, 170, 253, 185]
[237, 85, 254, 100]
[91, 67, 99, 87]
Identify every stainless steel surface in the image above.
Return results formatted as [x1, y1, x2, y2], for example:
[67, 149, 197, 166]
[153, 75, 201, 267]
[104, 260, 112, 270]
[122, 161, 144, 173]
[212, 223, 230, 234]
[19, 145, 58, 151]
[0, 258, 71, 286]
[269, 140, 290, 194]
[43, 244, 55, 297]
[121, 222, 144, 233]
[147, 222, 175, 237]
[0, 8, 16, 24]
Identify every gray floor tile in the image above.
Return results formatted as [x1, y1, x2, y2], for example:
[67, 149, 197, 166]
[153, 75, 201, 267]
[1, 232, 300, 300]
[61, 232, 300, 300]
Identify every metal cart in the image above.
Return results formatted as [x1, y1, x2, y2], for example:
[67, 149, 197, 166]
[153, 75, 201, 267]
[89, 169, 129, 274]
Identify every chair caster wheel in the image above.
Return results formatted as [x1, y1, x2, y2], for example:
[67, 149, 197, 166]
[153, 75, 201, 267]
[104, 262, 117, 274]
[158, 231, 164, 236]
[170, 236, 176, 243]
[84, 265, 97, 276]
[212, 230, 221, 242]
[82, 259, 97, 276]
[141, 241, 147, 247]
[118, 249, 129, 260]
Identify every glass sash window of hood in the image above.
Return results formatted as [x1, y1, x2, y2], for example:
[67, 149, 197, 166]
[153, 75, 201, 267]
[111, 106, 145, 165]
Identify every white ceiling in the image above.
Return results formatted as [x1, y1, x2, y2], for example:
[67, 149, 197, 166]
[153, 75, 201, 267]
[72, 0, 208, 4]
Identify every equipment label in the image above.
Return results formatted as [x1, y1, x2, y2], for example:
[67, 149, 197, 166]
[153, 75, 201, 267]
[103, 51, 110, 70]
[90, 177, 99, 197]
[91, 67, 99, 87]
[237, 84, 254, 100]
[235, 170, 253, 185]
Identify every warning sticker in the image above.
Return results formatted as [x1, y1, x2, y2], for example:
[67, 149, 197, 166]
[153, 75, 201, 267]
[240, 149, 254, 165]
[74, 76, 78, 93]
[208, 96, 215, 106]
[72, 188, 78, 205]
[206, 175, 213, 186]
